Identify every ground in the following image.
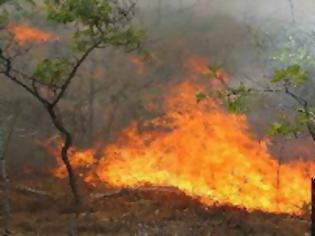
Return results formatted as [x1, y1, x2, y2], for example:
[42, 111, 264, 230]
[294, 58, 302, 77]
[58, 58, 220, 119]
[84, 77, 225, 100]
[0, 181, 310, 236]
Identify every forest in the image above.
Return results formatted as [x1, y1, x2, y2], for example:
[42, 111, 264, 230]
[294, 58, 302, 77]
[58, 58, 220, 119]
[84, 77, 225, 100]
[0, 0, 315, 235]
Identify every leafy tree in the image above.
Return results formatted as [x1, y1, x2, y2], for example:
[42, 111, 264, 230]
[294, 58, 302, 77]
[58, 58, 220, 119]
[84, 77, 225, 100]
[197, 30, 315, 216]
[0, 0, 143, 223]
[199, 64, 315, 141]
[198, 23, 315, 142]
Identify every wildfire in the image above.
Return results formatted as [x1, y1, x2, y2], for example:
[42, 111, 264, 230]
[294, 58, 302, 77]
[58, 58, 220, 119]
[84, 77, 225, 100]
[51, 57, 315, 215]
[42, 137, 96, 181]
[186, 56, 209, 74]
[8, 23, 59, 45]
[129, 55, 146, 75]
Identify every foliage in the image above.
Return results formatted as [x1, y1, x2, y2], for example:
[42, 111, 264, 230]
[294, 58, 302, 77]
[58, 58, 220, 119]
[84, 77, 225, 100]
[0, 0, 144, 91]
[272, 64, 309, 86]
[45, 0, 144, 52]
[271, 27, 315, 68]
[207, 25, 315, 141]
[34, 58, 71, 86]
[0, 10, 8, 28]
[267, 119, 300, 138]
[198, 64, 252, 113]
[195, 91, 207, 103]
[0, 0, 144, 216]
[219, 83, 252, 113]
[0, 0, 34, 8]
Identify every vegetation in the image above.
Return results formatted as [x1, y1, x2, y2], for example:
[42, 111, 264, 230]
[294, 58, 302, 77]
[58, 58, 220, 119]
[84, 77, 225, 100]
[0, 1, 314, 235]
[0, 0, 143, 234]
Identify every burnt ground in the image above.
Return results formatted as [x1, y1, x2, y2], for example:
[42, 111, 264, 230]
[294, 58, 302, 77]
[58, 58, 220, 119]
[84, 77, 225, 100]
[0, 181, 310, 236]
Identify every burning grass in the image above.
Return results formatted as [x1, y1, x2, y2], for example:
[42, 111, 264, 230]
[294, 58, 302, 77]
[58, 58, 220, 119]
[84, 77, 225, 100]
[50, 79, 315, 216]
[26, 56, 314, 235]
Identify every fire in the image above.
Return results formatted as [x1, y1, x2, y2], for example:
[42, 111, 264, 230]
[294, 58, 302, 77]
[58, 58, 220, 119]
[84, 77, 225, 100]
[50, 57, 315, 215]
[186, 56, 209, 74]
[128, 55, 146, 75]
[92, 82, 315, 215]
[8, 23, 59, 45]
[186, 56, 229, 85]
[40, 136, 96, 181]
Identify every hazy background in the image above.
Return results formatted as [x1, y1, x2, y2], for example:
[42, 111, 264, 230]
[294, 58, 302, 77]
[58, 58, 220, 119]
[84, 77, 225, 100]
[2, 0, 315, 178]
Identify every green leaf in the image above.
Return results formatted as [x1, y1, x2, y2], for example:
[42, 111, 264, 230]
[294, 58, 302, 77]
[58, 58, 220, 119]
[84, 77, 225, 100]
[272, 68, 288, 83]
[222, 83, 251, 113]
[0, 10, 8, 29]
[272, 64, 309, 85]
[196, 91, 207, 103]
[267, 120, 300, 137]
[34, 58, 70, 85]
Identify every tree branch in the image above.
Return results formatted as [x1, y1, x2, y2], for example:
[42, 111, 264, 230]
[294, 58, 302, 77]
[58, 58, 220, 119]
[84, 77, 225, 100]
[0, 53, 51, 106]
[51, 40, 102, 107]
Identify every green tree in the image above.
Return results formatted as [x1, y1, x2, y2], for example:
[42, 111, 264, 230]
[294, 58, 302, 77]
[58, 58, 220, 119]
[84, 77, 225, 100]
[198, 24, 315, 142]
[0, 0, 143, 228]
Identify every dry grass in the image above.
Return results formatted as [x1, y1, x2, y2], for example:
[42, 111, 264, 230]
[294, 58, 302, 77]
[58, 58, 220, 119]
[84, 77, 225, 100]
[0, 184, 310, 235]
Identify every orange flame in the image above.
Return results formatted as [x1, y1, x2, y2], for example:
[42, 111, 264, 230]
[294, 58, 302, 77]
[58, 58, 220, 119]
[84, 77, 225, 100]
[186, 56, 209, 74]
[38, 136, 97, 183]
[128, 55, 146, 75]
[92, 82, 315, 215]
[50, 57, 315, 215]
[186, 56, 229, 86]
[8, 23, 59, 45]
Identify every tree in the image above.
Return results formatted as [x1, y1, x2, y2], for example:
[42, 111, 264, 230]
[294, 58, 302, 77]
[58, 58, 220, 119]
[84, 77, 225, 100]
[0, 102, 19, 236]
[0, 0, 143, 222]
[288, 0, 295, 24]
[197, 23, 315, 142]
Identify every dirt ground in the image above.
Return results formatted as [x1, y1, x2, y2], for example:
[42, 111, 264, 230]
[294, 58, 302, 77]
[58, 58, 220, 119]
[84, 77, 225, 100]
[0, 182, 310, 236]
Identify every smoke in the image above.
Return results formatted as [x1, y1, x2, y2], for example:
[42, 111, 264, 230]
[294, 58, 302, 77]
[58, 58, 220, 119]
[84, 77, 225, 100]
[2, 0, 315, 171]
[134, 0, 315, 160]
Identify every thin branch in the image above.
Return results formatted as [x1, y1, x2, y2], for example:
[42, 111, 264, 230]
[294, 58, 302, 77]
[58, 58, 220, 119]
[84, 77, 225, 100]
[284, 85, 308, 109]
[51, 40, 102, 107]
[0, 53, 50, 106]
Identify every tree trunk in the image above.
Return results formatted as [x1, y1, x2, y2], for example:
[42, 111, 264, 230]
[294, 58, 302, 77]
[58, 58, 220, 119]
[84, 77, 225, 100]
[1, 106, 19, 236]
[312, 178, 315, 235]
[1, 150, 11, 236]
[46, 106, 80, 236]
[288, 0, 295, 23]
[87, 73, 95, 146]
[156, 0, 162, 25]
[46, 106, 80, 211]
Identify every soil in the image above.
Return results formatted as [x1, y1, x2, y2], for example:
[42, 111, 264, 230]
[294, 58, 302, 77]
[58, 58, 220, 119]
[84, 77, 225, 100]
[0, 183, 310, 236]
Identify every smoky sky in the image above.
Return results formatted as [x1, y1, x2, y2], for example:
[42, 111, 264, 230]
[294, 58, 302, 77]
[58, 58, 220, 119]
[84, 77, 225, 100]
[135, 0, 315, 160]
[3, 0, 315, 172]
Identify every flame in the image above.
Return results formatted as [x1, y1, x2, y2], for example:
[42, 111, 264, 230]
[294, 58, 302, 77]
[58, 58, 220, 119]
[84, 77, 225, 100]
[186, 56, 210, 74]
[49, 57, 315, 215]
[8, 23, 59, 45]
[128, 55, 146, 75]
[91, 82, 315, 215]
[186, 56, 229, 86]
[128, 53, 160, 76]
[40, 136, 96, 182]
